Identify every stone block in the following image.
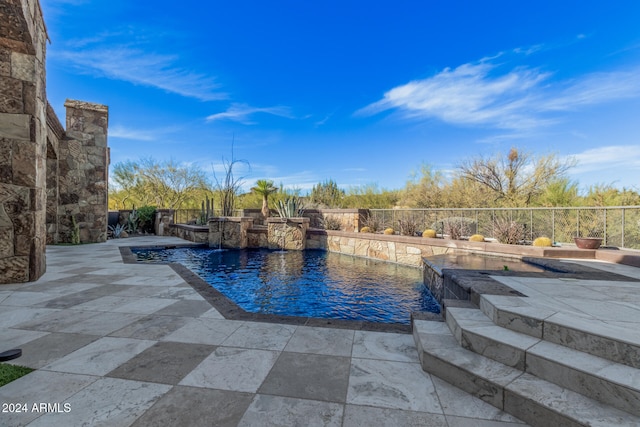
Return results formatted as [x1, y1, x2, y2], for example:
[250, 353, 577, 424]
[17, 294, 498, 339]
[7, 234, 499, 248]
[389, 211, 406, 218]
[12, 140, 37, 187]
[0, 74, 22, 100]
[0, 226, 14, 258]
[0, 47, 10, 76]
[0, 112, 30, 140]
[0, 255, 29, 283]
[11, 51, 35, 82]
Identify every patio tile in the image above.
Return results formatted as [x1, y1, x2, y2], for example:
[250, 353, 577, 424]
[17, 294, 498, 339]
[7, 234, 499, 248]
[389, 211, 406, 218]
[7, 332, 100, 369]
[283, 326, 354, 356]
[239, 394, 344, 427]
[199, 307, 225, 319]
[343, 405, 448, 427]
[0, 327, 49, 349]
[70, 295, 177, 314]
[27, 377, 171, 427]
[131, 386, 254, 427]
[13, 309, 98, 332]
[347, 358, 442, 413]
[180, 347, 279, 393]
[0, 371, 97, 426]
[0, 291, 59, 307]
[221, 322, 297, 350]
[258, 352, 350, 402]
[444, 416, 528, 427]
[352, 330, 420, 363]
[107, 341, 215, 385]
[43, 336, 156, 375]
[110, 314, 192, 340]
[0, 307, 60, 329]
[59, 312, 144, 335]
[162, 318, 242, 345]
[152, 299, 213, 317]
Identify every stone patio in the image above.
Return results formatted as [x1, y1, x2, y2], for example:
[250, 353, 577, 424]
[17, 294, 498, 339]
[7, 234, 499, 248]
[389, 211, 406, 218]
[1, 235, 638, 426]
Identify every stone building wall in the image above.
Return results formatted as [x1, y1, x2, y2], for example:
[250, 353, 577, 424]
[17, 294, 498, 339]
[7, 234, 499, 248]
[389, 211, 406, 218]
[1, 0, 110, 283]
[57, 100, 109, 243]
[0, 0, 49, 283]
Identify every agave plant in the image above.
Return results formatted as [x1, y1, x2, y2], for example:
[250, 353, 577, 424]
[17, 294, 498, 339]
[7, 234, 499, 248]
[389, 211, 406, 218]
[275, 196, 305, 218]
[108, 223, 128, 238]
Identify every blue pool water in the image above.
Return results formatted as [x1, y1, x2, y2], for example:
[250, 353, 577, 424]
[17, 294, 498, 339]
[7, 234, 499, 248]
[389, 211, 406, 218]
[133, 247, 440, 324]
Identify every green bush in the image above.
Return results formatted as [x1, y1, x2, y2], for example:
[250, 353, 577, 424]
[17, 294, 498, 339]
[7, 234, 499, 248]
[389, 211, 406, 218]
[137, 206, 157, 233]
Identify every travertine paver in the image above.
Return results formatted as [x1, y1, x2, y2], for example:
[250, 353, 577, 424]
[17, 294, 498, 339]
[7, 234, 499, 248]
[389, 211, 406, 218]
[0, 236, 540, 426]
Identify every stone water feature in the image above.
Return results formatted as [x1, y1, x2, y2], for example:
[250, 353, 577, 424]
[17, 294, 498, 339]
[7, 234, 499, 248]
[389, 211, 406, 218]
[266, 217, 309, 250]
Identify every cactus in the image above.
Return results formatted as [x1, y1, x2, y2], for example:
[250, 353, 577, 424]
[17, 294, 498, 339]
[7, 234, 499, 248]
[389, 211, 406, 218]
[384, 228, 394, 235]
[469, 234, 485, 242]
[360, 226, 371, 233]
[533, 236, 553, 247]
[422, 229, 437, 238]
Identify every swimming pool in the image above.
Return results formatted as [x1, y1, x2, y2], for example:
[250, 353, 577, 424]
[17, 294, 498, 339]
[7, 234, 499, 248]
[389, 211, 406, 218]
[133, 247, 440, 324]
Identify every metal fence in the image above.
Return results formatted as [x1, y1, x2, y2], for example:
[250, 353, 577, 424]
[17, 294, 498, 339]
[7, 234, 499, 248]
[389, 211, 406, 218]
[370, 206, 640, 249]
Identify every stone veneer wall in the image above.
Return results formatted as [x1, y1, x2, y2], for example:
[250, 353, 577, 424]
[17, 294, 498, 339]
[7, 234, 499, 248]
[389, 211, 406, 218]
[1, 0, 110, 283]
[304, 209, 367, 232]
[56, 100, 109, 243]
[0, 0, 48, 282]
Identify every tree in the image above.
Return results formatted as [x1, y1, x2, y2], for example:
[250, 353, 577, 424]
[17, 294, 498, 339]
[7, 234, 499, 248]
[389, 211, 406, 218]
[398, 164, 446, 208]
[110, 158, 209, 209]
[251, 179, 278, 219]
[309, 179, 345, 208]
[457, 147, 576, 207]
[342, 183, 399, 208]
[535, 178, 579, 207]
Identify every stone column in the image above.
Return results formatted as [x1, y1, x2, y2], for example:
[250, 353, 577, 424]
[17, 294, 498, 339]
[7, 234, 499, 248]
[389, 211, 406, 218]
[0, 0, 49, 283]
[57, 100, 109, 243]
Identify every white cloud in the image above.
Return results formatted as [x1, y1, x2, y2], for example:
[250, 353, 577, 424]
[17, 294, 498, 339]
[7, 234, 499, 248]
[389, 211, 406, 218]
[56, 47, 226, 101]
[109, 125, 157, 141]
[571, 145, 640, 174]
[206, 103, 294, 124]
[358, 55, 640, 131]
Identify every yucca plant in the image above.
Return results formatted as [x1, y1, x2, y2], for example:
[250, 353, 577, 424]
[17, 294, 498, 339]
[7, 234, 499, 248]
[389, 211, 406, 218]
[275, 196, 305, 218]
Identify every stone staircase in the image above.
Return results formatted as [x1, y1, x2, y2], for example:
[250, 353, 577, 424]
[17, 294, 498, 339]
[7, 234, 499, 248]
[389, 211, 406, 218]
[413, 295, 640, 426]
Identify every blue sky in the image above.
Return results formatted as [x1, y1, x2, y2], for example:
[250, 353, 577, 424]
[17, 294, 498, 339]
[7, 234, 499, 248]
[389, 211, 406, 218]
[43, 0, 640, 194]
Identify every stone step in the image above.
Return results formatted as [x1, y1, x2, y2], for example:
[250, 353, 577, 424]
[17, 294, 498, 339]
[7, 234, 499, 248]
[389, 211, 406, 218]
[413, 319, 640, 427]
[478, 294, 640, 369]
[446, 307, 640, 417]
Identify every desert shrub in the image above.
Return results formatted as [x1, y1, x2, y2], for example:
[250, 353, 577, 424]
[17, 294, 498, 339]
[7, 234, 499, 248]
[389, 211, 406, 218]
[384, 228, 395, 235]
[493, 219, 525, 244]
[360, 226, 372, 233]
[444, 218, 470, 240]
[422, 229, 437, 238]
[360, 215, 381, 233]
[137, 206, 157, 233]
[469, 234, 485, 242]
[397, 217, 420, 236]
[321, 216, 342, 231]
[533, 236, 553, 247]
